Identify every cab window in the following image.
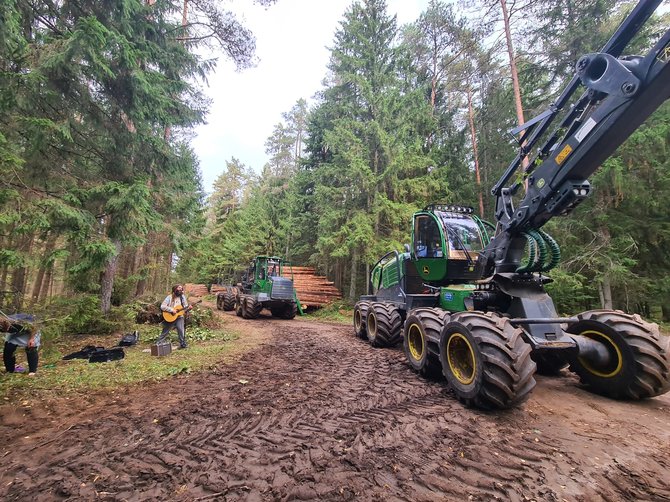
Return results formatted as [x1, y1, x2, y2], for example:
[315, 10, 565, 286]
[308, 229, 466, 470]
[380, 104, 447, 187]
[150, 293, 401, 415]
[414, 215, 443, 258]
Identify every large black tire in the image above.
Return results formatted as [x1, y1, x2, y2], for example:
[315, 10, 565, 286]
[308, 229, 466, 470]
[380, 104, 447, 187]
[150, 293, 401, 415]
[222, 291, 235, 311]
[403, 308, 448, 378]
[243, 297, 263, 319]
[279, 302, 297, 320]
[216, 293, 225, 311]
[366, 303, 402, 348]
[353, 301, 370, 339]
[235, 295, 243, 317]
[567, 309, 670, 399]
[439, 311, 537, 410]
[531, 351, 569, 376]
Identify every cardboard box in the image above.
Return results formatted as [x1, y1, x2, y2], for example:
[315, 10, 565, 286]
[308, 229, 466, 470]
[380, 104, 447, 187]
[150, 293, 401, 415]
[150, 343, 172, 357]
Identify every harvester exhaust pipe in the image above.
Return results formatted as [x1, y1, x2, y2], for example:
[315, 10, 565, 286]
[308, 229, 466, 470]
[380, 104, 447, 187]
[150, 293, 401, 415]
[570, 335, 612, 367]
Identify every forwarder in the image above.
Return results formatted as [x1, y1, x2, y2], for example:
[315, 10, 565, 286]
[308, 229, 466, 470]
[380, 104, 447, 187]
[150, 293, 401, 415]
[221, 256, 299, 319]
[354, 0, 670, 410]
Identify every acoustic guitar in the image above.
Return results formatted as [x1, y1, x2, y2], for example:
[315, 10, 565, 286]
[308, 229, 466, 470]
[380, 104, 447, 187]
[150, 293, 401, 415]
[162, 299, 202, 323]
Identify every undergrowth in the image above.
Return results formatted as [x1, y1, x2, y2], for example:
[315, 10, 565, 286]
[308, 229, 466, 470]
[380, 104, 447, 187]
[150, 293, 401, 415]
[0, 296, 241, 400]
[0, 326, 240, 399]
[304, 299, 353, 324]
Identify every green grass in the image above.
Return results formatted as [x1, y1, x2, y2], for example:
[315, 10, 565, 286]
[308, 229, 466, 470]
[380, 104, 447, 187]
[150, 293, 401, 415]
[302, 300, 353, 324]
[0, 326, 240, 399]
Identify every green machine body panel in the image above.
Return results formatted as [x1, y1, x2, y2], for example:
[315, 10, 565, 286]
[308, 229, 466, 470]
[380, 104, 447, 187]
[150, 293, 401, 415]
[439, 284, 476, 312]
[370, 252, 408, 294]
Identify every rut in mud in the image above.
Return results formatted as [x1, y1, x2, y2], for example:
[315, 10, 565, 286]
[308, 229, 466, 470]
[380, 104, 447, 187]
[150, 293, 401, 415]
[1, 311, 669, 501]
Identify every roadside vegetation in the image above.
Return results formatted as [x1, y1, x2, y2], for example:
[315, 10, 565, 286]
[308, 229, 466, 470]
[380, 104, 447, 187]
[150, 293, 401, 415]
[0, 300, 239, 400]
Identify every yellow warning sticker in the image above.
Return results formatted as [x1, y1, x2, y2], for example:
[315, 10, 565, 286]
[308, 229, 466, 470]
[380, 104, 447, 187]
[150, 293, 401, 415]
[659, 44, 670, 63]
[423, 265, 430, 274]
[555, 145, 573, 165]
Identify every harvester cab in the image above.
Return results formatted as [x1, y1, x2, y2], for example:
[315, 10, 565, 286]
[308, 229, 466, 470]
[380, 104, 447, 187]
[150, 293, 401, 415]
[411, 205, 490, 284]
[354, 0, 670, 410]
[233, 255, 299, 320]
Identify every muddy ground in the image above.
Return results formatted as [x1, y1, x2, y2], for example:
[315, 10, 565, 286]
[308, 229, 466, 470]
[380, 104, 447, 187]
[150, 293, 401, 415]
[1, 308, 669, 502]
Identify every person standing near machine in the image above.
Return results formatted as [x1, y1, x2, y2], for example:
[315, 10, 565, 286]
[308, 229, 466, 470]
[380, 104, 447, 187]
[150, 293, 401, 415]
[157, 285, 191, 349]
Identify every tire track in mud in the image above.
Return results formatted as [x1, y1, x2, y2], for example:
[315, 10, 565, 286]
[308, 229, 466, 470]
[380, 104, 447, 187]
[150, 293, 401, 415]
[1, 314, 670, 501]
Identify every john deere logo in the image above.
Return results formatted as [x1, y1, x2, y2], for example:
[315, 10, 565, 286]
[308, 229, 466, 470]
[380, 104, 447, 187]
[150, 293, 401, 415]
[423, 265, 430, 274]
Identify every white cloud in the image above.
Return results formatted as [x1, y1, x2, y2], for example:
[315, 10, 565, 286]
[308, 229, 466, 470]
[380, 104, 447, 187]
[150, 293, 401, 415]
[191, 0, 430, 194]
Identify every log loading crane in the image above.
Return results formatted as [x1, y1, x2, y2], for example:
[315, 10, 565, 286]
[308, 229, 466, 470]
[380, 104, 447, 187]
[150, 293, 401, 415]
[353, 0, 670, 409]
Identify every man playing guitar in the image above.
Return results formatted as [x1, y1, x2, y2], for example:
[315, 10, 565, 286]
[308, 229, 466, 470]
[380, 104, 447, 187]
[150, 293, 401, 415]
[158, 284, 192, 349]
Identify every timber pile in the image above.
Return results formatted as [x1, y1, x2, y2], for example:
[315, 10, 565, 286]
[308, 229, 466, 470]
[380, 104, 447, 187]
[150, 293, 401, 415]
[184, 283, 209, 297]
[182, 267, 342, 309]
[283, 266, 342, 309]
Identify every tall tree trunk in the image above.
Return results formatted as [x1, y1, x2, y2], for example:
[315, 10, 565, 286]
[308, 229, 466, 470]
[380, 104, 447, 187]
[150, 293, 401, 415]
[165, 251, 174, 291]
[598, 276, 613, 310]
[10, 234, 34, 311]
[365, 262, 370, 296]
[597, 224, 613, 310]
[467, 85, 485, 217]
[499, 0, 524, 128]
[430, 52, 438, 111]
[135, 245, 148, 297]
[662, 304, 670, 323]
[349, 251, 358, 301]
[373, 149, 380, 237]
[499, 0, 528, 169]
[40, 266, 54, 303]
[31, 232, 58, 305]
[101, 240, 123, 314]
[0, 232, 16, 293]
[30, 233, 57, 306]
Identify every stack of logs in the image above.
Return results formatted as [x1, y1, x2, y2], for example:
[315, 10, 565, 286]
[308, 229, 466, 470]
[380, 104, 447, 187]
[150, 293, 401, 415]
[184, 284, 210, 297]
[185, 266, 342, 310]
[282, 266, 341, 309]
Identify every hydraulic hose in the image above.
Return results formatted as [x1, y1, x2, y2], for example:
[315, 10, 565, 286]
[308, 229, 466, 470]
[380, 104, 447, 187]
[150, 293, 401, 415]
[528, 229, 549, 271]
[538, 229, 561, 271]
[516, 229, 561, 273]
[516, 231, 538, 273]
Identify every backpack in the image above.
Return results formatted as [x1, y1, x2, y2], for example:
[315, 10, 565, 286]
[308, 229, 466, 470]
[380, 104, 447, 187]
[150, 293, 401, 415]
[118, 330, 139, 347]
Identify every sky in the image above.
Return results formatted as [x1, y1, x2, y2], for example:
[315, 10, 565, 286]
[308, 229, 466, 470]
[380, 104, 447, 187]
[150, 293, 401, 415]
[190, 0, 431, 194]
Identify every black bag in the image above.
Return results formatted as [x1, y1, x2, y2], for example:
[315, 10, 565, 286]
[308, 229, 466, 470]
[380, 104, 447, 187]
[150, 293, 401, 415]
[63, 345, 104, 360]
[88, 347, 125, 363]
[118, 330, 139, 347]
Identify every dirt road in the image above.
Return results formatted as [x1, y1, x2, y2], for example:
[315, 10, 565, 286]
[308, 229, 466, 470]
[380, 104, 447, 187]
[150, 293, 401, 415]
[1, 310, 669, 501]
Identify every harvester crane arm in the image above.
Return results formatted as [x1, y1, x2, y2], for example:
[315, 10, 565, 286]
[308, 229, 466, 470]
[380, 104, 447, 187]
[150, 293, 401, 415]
[482, 0, 670, 274]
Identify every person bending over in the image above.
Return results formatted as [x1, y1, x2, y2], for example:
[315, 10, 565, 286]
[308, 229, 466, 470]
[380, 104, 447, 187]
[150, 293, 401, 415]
[2, 314, 40, 376]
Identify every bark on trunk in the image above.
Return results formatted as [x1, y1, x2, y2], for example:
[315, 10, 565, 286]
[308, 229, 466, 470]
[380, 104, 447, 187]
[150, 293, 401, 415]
[40, 267, 53, 302]
[349, 252, 358, 301]
[662, 304, 670, 323]
[499, 0, 528, 169]
[500, 0, 524, 128]
[598, 276, 613, 310]
[135, 246, 148, 297]
[10, 234, 34, 311]
[467, 85, 485, 217]
[101, 240, 123, 314]
[32, 233, 56, 305]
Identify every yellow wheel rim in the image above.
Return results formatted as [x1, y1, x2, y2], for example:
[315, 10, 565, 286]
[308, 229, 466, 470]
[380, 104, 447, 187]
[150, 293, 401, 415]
[354, 310, 362, 331]
[577, 329, 623, 378]
[367, 312, 377, 338]
[446, 333, 476, 385]
[407, 323, 424, 361]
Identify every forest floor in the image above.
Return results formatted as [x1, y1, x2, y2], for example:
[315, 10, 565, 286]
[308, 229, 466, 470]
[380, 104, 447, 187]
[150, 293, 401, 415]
[1, 304, 670, 501]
